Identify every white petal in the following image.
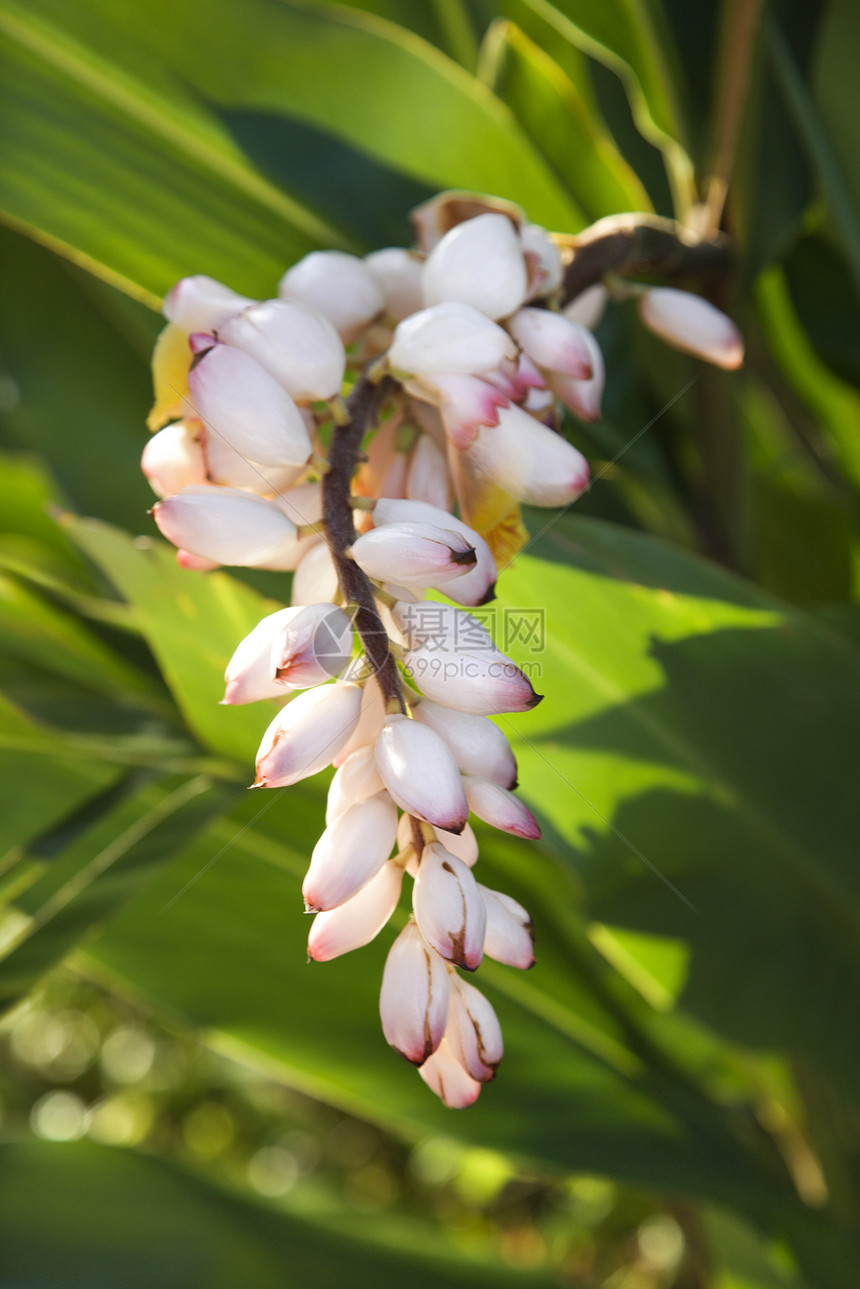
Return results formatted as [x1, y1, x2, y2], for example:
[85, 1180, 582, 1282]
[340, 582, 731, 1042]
[465, 402, 589, 507]
[141, 422, 207, 498]
[372, 499, 497, 607]
[388, 302, 516, 378]
[302, 791, 398, 911]
[163, 275, 254, 332]
[507, 307, 592, 379]
[254, 683, 362, 787]
[423, 214, 528, 320]
[291, 541, 340, 606]
[406, 372, 508, 449]
[638, 287, 744, 369]
[406, 434, 452, 510]
[563, 283, 608, 331]
[379, 923, 450, 1064]
[279, 250, 384, 343]
[413, 841, 486, 970]
[463, 775, 541, 840]
[403, 644, 542, 715]
[223, 606, 305, 705]
[365, 248, 425, 321]
[548, 327, 605, 421]
[412, 700, 517, 788]
[218, 299, 346, 402]
[326, 744, 385, 824]
[272, 602, 353, 689]
[375, 714, 469, 833]
[446, 977, 503, 1080]
[520, 223, 563, 296]
[479, 884, 535, 969]
[152, 485, 299, 568]
[307, 861, 403, 960]
[332, 677, 386, 766]
[202, 430, 305, 495]
[418, 1036, 482, 1107]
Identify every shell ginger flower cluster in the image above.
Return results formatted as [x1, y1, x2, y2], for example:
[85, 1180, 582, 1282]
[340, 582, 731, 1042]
[143, 193, 744, 1107]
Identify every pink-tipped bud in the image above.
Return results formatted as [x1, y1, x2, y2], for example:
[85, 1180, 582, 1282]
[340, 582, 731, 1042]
[302, 790, 398, 911]
[407, 372, 509, 449]
[152, 485, 299, 568]
[279, 251, 384, 343]
[563, 284, 608, 331]
[406, 434, 452, 511]
[163, 275, 254, 332]
[372, 500, 497, 607]
[548, 326, 604, 421]
[271, 602, 353, 689]
[638, 287, 744, 369]
[141, 422, 207, 498]
[403, 644, 541, 716]
[326, 744, 385, 825]
[463, 775, 541, 840]
[254, 682, 362, 787]
[478, 884, 534, 969]
[176, 549, 219, 572]
[388, 302, 517, 378]
[446, 977, 503, 1080]
[380, 923, 450, 1064]
[465, 403, 589, 507]
[413, 841, 486, 971]
[375, 714, 469, 833]
[418, 1036, 482, 1107]
[224, 606, 308, 706]
[188, 342, 312, 467]
[412, 700, 517, 789]
[350, 522, 476, 588]
[507, 307, 592, 379]
[217, 299, 346, 402]
[291, 542, 340, 606]
[308, 860, 404, 961]
[422, 213, 528, 320]
[365, 248, 425, 321]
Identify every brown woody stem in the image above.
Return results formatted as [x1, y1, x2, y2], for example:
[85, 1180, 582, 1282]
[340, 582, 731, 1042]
[322, 372, 406, 713]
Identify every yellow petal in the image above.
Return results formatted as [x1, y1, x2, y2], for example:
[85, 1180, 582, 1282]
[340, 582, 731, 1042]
[147, 323, 193, 431]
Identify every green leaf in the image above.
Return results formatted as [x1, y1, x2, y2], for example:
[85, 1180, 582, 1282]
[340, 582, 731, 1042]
[0, 1140, 561, 1289]
[69, 518, 281, 765]
[479, 20, 652, 220]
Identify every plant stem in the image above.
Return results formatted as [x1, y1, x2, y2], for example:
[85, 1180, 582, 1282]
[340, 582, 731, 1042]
[702, 0, 766, 235]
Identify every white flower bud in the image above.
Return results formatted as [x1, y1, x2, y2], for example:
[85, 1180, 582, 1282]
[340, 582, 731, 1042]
[478, 884, 534, 969]
[271, 602, 353, 689]
[141, 422, 207, 498]
[520, 223, 563, 296]
[308, 860, 403, 961]
[291, 541, 339, 606]
[418, 1036, 482, 1107]
[223, 606, 306, 705]
[563, 283, 608, 331]
[422, 213, 528, 320]
[388, 302, 517, 378]
[365, 248, 425, 321]
[279, 250, 384, 343]
[463, 775, 541, 840]
[413, 841, 486, 971]
[637, 287, 744, 369]
[403, 643, 542, 715]
[406, 372, 508, 449]
[446, 977, 503, 1080]
[188, 342, 313, 468]
[372, 499, 497, 607]
[507, 308, 592, 379]
[332, 677, 386, 766]
[254, 682, 362, 787]
[177, 549, 220, 572]
[217, 299, 346, 402]
[548, 326, 605, 421]
[465, 402, 589, 507]
[406, 434, 452, 511]
[152, 485, 299, 568]
[302, 790, 398, 911]
[202, 431, 305, 496]
[163, 274, 254, 332]
[375, 713, 469, 833]
[350, 522, 476, 588]
[412, 700, 517, 789]
[379, 923, 450, 1064]
[326, 744, 385, 825]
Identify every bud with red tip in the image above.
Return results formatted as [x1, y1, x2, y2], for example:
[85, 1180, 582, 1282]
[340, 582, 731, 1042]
[254, 682, 362, 788]
[463, 775, 541, 840]
[375, 714, 469, 834]
[638, 287, 744, 369]
[302, 791, 398, 912]
[308, 861, 404, 961]
[350, 521, 476, 589]
[152, 485, 300, 569]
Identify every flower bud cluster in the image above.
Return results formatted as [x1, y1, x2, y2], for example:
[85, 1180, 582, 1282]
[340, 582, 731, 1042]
[143, 193, 743, 1107]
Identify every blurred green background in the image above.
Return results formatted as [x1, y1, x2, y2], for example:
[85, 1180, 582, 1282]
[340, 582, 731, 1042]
[1, 1, 859, 1285]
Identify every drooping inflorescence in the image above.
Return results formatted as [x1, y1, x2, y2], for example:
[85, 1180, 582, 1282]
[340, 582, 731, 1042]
[143, 193, 743, 1107]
